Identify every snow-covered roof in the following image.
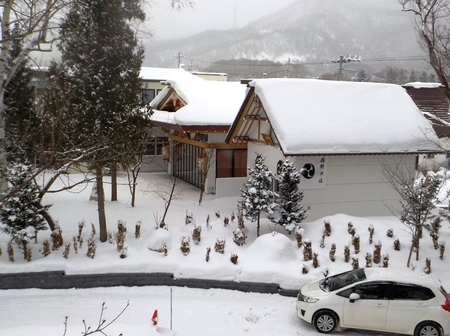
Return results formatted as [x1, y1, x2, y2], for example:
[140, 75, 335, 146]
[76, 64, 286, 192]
[403, 82, 444, 89]
[248, 78, 442, 155]
[150, 76, 247, 127]
[139, 67, 198, 82]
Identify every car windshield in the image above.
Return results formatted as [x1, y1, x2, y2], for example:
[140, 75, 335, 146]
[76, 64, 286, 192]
[320, 268, 366, 292]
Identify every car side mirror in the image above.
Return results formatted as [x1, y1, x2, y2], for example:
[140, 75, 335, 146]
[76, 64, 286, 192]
[349, 293, 360, 303]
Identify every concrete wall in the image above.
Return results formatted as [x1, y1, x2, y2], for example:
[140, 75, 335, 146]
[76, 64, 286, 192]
[0, 271, 297, 297]
[247, 142, 410, 221]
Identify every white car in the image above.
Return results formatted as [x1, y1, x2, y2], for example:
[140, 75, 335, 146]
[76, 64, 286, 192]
[296, 268, 450, 336]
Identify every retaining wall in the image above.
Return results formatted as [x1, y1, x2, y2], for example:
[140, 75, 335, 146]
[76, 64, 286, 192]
[0, 271, 298, 297]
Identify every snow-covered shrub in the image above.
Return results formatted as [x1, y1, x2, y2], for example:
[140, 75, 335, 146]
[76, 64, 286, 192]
[312, 253, 319, 268]
[329, 243, 336, 262]
[365, 252, 372, 267]
[394, 239, 401, 251]
[192, 224, 202, 245]
[424, 257, 432, 274]
[344, 244, 350, 263]
[352, 234, 360, 254]
[230, 252, 238, 265]
[51, 225, 64, 251]
[439, 241, 445, 260]
[86, 237, 96, 259]
[72, 236, 78, 254]
[303, 239, 312, 261]
[373, 241, 382, 264]
[233, 228, 247, 246]
[351, 256, 359, 270]
[115, 220, 127, 252]
[295, 228, 304, 248]
[42, 239, 50, 257]
[63, 242, 71, 259]
[180, 236, 190, 256]
[223, 217, 229, 227]
[135, 220, 141, 238]
[214, 237, 226, 254]
[185, 210, 194, 225]
[382, 254, 389, 268]
[323, 220, 332, 237]
[368, 224, 374, 244]
[386, 228, 393, 238]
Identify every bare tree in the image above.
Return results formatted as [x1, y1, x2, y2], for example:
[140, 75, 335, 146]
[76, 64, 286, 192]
[381, 158, 448, 267]
[197, 147, 215, 205]
[400, 0, 450, 99]
[0, 0, 71, 190]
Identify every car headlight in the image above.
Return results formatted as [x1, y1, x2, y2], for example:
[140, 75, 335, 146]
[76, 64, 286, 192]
[297, 292, 319, 303]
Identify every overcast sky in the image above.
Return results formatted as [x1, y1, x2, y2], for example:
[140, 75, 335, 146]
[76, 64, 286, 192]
[146, 0, 297, 41]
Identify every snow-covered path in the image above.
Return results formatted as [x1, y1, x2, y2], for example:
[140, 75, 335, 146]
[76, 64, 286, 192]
[0, 286, 391, 336]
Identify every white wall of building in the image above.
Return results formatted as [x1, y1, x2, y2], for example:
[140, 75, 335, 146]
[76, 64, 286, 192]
[246, 142, 411, 221]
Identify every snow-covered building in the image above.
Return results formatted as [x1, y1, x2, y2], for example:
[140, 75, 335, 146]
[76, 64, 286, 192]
[149, 71, 247, 193]
[139, 67, 230, 173]
[402, 82, 450, 171]
[226, 78, 443, 220]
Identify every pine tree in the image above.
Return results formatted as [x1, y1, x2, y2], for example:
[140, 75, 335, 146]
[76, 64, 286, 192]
[270, 159, 308, 232]
[409, 68, 417, 82]
[0, 161, 50, 258]
[51, 0, 148, 242]
[4, 23, 38, 164]
[239, 154, 275, 237]
[419, 70, 428, 82]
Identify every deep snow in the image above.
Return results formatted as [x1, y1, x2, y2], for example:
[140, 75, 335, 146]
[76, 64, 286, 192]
[0, 172, 449, 335]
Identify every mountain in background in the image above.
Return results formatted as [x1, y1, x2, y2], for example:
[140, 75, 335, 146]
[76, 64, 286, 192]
[143, 0, 426, 78]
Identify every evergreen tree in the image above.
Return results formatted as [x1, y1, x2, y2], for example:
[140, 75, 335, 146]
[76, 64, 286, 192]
[409, 68, 417, 82]
[356, 69, 370, 82]
[54, 0, 148, 242]
[270, 160, 308, 232]
[239, 154, 275, 237]
[0, 161, 50, 258]
[4, 23, 38, 163]
[419, 70, 428, 82]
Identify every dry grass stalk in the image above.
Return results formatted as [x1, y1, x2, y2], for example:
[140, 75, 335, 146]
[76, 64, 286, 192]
[63, 242, 71, 259]
[42, 239, 51, 257]
[7, 242, 14, 262]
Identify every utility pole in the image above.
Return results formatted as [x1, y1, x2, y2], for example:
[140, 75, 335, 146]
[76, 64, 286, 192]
[175, 52, 185, 68]
[332, 54, 361, 80]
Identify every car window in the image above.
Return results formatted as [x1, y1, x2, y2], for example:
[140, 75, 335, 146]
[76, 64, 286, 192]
[391, 284, 435, 300]
[354, 282, 390, 300]
[321, 268, 366, 292]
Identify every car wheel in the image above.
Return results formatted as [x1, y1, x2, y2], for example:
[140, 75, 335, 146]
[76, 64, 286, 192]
[313, 310, 338, 334]
[414, 322, 443, 336]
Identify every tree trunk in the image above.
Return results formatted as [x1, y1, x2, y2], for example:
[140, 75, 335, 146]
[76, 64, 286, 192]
[257, 211, 260, 237]
[161, 176, 177, 226]
[131, 165, 140, 208]
[111, 162, 117, 201]
[37, 202, 56, 231]
[95, 166, 107, 242]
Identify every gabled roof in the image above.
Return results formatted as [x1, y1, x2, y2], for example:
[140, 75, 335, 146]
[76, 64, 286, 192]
[149, 75, 247, 129]
[226, 78, 442, 156]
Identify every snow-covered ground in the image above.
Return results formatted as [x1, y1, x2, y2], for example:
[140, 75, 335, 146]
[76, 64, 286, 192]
[0, 172, 449, 335]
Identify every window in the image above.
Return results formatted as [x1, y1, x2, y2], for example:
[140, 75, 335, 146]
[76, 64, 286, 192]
[216, 149, 247, 178]
[354, 282, 390, 300]
[391, 284, 435, 300]
[141, 89, 155, 105]
[144, 137, 167, 155]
